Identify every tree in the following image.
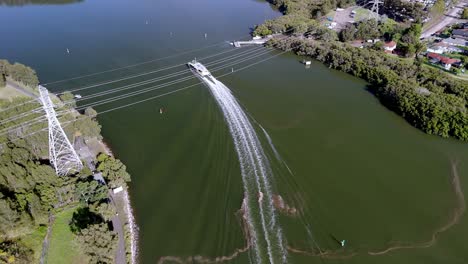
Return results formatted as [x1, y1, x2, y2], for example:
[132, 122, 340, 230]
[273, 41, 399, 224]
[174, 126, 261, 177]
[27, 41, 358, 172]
[92, 202, 115, 222]
[75, 180, 108, 204]
[414, 42, 427, 56]
[253, 24, 272, 37]
[73, 116, 102, 140]
[339, 24, 356, 42]
[70, 207, 103, 232]
[372, 41, 384, 51]
[0, 73, 5, 88]
[431, 0, 445, 17]
[7, 63, 39, 87]
[355, 19, 380, 40]
[462, 8, 468, 19]
[84, 107, 97, 118]
[75, 223, 117, 264]
[96, 153, 131, 188]
[59, 91, 76, 107]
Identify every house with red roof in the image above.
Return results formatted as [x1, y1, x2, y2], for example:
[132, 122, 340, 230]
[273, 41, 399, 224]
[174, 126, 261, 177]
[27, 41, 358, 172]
[383, 41, 397, 53]
[427, 52, 461, 70]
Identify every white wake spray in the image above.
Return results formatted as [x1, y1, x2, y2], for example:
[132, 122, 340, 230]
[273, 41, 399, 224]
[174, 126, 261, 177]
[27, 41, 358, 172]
[192, 69, 287, 263]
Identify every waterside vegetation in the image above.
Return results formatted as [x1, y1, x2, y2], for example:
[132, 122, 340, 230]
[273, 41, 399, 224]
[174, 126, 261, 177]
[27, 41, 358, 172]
[0, 62, 132, 263]
[257, 0, 468, 141]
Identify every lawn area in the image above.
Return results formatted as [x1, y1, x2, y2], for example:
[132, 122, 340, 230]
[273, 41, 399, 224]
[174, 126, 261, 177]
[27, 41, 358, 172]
[20, 225, 47, 263]
[422, 62, 468, 80]
[46, 207, 88, 264]
[354, 7, 371, 21]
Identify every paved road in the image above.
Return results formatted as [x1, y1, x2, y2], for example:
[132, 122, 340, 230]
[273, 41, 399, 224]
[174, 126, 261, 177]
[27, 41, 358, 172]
[112, 211, 126, 264]
[421, 0, 467, 39]
[110, 192, 127, 264]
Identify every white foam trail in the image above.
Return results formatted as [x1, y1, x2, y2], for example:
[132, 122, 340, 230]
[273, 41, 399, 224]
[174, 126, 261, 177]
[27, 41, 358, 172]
[193, 71, 287, 263]
[259, 125, 282, 163]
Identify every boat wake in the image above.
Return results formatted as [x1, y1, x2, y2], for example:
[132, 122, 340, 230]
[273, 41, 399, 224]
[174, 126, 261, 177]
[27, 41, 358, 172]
[191, 63, 287, 263]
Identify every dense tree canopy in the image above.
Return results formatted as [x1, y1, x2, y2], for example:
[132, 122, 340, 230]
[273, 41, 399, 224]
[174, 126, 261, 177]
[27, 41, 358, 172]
[75, 223, 117, 264]
[268, 37, 468, 140]
[0, 60, 39, 88]
[380, 0, 426, 22]
[254, 0, 354, 36]
[0, 93, 129, 262]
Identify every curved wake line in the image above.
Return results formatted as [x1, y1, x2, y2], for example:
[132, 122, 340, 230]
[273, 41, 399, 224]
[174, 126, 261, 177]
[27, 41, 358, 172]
[185, 66, 286, 264]
[368, 160, 466, 255]
[287, 246, 357, 259]
[289, 160, 465, 259]
[208, 78, 287, 263]
[157, 203, 252, 264]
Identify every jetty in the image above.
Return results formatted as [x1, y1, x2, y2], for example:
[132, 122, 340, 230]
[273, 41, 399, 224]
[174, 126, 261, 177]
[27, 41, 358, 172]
[232, 35, 272, 48]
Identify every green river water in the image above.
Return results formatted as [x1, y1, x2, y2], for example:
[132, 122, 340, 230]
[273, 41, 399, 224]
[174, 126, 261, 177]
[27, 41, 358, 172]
[1, 0, 468, 263]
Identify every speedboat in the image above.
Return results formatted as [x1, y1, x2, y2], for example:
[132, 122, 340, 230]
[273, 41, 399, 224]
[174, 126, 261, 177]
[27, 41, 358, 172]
[187, 60, 211, 77]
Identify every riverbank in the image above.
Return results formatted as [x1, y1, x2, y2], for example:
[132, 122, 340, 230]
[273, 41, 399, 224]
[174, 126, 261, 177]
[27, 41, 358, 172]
[263, 35, 468, 141]
[254, 0, 468, 141]
[0, 63, 138, 263]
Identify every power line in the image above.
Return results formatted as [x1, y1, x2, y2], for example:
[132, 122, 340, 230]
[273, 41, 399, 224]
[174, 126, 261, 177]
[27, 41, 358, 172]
[0, 107, 44, 126]
[0, 48, 272, 138]
[0, 46, 264, 128]
[0, 98, 38, 113]
[41, 33, 255, 86]
[72, 46, 267, 103]
[0, 49, 287, 146]
[73, 48, 274, 111]
[61, 45, 257, 95]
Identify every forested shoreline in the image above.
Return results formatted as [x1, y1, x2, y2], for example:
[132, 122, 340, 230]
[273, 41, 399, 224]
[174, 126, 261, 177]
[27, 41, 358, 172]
[0, 60, 39, 88]
[255, 0, 468, 141]
[0, 59, 133, 263]
[268, 38, 468, 140]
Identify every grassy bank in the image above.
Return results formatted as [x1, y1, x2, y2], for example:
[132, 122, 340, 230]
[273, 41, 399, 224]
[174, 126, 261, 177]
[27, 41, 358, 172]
[47, 207, 87, 264]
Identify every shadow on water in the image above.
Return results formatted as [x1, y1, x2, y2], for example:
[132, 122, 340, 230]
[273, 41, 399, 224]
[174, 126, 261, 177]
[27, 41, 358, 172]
[0, 0, 83, 6]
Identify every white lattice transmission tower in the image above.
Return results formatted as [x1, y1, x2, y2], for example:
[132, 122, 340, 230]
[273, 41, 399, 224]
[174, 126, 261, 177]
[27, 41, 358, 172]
[38, 85, 83, 176]
[368, 0, 382, 20]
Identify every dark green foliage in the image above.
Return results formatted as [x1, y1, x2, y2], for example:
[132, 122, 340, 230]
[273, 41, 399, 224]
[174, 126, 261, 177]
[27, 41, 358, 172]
[339, 23, 356, 41]
[75, 223, 117, 264]
[254, 0, 353, 36]
[75, 180, 108, 204]
[0, 60, 39, 88]
[96, 153, 131, 189]
[70, 207, 103, 232]
[268, 38, 468, 140]
[91, 202, 115, 222]
[73, 115, 102, 140]
[381, 0, 426, 22]
[356, 19, 380, 40]
[0, 62, 129, 263]
[398, 23, 423, 57]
